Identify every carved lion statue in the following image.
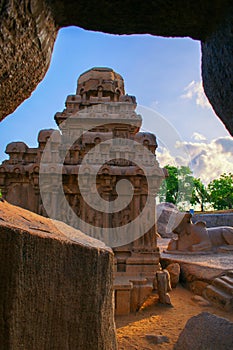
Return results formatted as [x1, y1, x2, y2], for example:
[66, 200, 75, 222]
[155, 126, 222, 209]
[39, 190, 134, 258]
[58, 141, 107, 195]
[167, 213, 233, 253]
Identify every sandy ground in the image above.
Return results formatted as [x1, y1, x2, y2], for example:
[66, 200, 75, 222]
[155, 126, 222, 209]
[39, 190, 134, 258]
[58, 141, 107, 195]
[116, 284, 233, 350]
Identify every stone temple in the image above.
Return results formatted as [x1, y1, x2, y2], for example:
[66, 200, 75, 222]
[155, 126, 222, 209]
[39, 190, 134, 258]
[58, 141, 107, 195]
[0, 67, 165, 314]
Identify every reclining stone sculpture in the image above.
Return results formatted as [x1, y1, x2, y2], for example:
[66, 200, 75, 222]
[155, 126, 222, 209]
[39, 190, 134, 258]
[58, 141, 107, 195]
[167, 213, 233, 253]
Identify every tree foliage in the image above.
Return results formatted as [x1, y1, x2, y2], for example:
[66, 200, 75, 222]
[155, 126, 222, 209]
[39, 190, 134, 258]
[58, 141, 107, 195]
[158, 165, 193, 206]
[208, 173, 233, 210]
[159, 165, 233, 211]
[190, 178, 209, 211]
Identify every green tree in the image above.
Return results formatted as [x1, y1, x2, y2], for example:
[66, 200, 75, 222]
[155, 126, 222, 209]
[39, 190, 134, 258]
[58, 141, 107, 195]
[159, 165, 178, 204]
[158, 165, 193, 206]
[208, 173, 233, 210]
[190, 178, 209, 211]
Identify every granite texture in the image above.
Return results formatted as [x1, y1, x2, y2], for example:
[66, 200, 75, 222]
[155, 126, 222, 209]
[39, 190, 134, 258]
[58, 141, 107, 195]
[174, 312, 233, 350]
[0, 200, 117, 350]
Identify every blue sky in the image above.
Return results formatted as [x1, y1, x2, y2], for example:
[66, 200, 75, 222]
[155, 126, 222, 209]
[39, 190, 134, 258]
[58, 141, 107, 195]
[0, 26, 232, 182]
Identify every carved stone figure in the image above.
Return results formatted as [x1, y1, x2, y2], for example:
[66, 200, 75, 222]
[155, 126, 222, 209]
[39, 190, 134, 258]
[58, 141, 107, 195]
[167, 213, 233, 253]
[156, 270, 172, 305]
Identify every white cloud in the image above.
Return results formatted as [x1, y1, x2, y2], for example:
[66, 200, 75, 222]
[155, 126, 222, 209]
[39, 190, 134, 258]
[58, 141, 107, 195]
[191, 132, 207, 141]
[181, 80, 212, 109]
[157, 136, 233, 184]
[156, 147, 176, 167]
[214, 136, 233, 154]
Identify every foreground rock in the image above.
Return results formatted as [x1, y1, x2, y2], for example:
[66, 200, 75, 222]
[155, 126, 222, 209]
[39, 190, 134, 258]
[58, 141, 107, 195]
[174, 312, 233, 350]
[0, 200, 117, 350]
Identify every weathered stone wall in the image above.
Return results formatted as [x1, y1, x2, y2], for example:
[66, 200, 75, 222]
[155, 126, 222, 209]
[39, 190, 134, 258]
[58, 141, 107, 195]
[0, 200, 117, 350]
[1, 0, 233, 136]
[193, 213, 233, 228]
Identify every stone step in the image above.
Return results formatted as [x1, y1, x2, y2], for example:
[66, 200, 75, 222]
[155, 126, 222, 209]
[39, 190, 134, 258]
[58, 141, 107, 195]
[212, 277, 233, 295]
[226, 270, 233, 279]
[203, 285, 233, 311]
[220, 275, 233, 287]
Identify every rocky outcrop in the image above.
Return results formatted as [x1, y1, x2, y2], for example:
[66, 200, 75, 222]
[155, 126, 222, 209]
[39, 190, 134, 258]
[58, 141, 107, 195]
[0, 0, 57, 120]
[174, 312, 233, 350]
[1, 1, 233, 136]
[0, 200, 117, 350]
[47, 0, 227, 39]
[202, 5, 233, 136]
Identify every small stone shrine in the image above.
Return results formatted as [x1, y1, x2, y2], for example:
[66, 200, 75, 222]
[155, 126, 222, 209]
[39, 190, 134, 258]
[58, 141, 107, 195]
[0, 68, 165, 314]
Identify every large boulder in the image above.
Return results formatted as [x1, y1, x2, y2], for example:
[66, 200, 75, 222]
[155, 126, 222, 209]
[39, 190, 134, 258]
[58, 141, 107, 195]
[174, 312, 233, 350]
[166, 263, 180, 288]
[179, 262, 221, 295]
[0, 200, 117, 350]
[156, 202, 179, 238]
